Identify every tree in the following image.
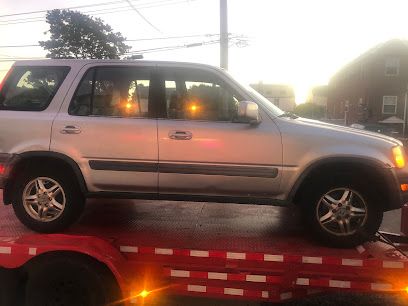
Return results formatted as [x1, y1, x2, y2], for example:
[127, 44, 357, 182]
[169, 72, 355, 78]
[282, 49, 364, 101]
[294, 103, 325, 119]
[39, 9, 130, 59]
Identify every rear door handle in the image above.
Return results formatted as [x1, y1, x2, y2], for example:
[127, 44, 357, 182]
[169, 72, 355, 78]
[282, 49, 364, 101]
[60, 125, 81, 134]
[169, 130, 192, 140]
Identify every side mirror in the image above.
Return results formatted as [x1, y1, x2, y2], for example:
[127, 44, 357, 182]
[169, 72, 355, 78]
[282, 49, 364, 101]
[237, 101, 261, 125]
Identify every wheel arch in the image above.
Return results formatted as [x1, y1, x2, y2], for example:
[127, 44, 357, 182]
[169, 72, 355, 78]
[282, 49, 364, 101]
[3, 151, 88, 205]
[288, 156, 399, 212]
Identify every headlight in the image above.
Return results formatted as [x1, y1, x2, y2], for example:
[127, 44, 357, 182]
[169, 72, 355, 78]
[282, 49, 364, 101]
[392, 146, 405, 168]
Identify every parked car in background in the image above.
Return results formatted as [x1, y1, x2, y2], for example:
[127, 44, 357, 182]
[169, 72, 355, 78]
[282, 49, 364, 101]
[350, 123, 399, 137]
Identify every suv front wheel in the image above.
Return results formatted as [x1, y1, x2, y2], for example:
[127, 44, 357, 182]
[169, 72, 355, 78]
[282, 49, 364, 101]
[12, 168, 85, 233]
[302, 177, 383, 247]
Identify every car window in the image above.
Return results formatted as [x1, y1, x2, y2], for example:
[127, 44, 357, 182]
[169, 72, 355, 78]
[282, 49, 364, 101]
[69, 66, 151, 118]
[0, 66, 70, 111]
[162, 68, 241, 122]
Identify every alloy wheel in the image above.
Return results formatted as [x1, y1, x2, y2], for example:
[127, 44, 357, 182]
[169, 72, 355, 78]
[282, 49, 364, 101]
[22, 177, 66, 222]
[316, 188, 368, 236]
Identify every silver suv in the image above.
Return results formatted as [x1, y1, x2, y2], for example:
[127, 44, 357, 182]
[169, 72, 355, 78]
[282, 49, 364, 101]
[0, 60, 407, 247]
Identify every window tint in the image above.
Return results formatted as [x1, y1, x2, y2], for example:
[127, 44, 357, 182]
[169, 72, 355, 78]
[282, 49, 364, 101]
[0, 66, 70, 111]
[163, 68, 241, 121]
[69, 67, 151, 118]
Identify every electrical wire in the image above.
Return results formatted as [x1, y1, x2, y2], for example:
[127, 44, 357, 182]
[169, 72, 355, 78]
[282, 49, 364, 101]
[125, 0, 161, 33]
[0, 34, 220, 48]
[0, 0, 192, 26]
[0, 0, 133, 18]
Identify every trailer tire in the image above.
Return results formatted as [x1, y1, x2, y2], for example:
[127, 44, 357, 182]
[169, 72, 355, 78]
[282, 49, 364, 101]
[24, 254, 121, 306]
[301, 175, 383, 248]
[12, 166, 84, 233]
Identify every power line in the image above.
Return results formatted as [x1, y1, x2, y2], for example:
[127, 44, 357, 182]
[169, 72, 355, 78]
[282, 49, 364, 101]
[0, 36, 248, 62]
[0, 34, 220, 48]
[0, 44, 40, 48]
[0, 0, 128, 18]
[0, 0, 191, 26]
[0, 0, 181, 23]
[125, 0, 161, 33]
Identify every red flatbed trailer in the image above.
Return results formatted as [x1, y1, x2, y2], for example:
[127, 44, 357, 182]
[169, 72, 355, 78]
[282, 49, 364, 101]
[0, 194, 408, 305]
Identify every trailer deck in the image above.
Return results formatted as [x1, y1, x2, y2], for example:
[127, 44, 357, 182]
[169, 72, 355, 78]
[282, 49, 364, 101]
[1, 195, 408, 304]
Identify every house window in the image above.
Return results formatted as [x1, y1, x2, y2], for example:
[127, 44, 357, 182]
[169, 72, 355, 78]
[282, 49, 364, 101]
[385, 58, 399, 76]
[382, 96, 397, 114]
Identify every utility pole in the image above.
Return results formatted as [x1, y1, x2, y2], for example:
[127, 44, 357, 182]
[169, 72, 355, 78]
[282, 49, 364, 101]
[220, 0, 228, 69]
[404, 84, 408, 137]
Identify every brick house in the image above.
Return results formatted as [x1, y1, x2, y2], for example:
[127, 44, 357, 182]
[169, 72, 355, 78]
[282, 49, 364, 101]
[327, 39, 408, 134]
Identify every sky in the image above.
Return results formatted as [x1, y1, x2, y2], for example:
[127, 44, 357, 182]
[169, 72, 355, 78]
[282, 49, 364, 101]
[1, 0, 408, 103]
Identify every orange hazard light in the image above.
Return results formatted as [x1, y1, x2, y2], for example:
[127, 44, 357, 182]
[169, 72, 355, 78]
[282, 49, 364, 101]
[401, 184, 408, 192]
[139, 290, 149, 298]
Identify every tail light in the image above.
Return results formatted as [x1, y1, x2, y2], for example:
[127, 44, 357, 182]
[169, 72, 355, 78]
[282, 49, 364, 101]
[0, 67, 14, 93]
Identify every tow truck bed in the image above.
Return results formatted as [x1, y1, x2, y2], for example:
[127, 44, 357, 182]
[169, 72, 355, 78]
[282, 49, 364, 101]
[1, 195, 408, 305]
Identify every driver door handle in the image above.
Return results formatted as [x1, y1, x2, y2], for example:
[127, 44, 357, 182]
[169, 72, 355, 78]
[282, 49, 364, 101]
[169, 130, 192, 140]
[60, 125, 81, 134]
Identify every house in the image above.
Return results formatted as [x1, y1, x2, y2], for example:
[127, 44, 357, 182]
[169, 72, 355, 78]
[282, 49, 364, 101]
[250, 83, 296, 112]
[308, 85, 328, 108]
[308, 85, 328, 118]
[327, 39, 408, 134]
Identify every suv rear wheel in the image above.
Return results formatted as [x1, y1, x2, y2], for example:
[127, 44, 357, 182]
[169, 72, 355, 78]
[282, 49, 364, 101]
[12, 167, 84, 233]
[301, 177, 383, 247]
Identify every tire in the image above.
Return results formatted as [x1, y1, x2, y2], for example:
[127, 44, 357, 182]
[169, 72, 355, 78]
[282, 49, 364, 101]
[12, 167, 85, 233]
[301, 175, 383, 248]
[24, 254, 122, 306]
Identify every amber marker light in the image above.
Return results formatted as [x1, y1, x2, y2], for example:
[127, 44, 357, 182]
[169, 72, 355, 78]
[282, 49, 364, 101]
[392, 146, 405, 169]
[401, 184, 408, 192]
[139, 290, 149, 298]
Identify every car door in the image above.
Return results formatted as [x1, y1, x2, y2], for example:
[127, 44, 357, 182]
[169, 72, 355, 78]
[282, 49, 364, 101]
[51, 64, 158, 194]
[157, 65, 282, 199]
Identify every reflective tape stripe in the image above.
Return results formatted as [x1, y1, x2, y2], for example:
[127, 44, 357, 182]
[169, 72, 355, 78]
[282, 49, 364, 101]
[171, 270, 190, 277]
[356, 245, 366, 254]
[187, 285, 206, 293]
[329, 280, 351, 288]
[190, 250, 209, 257]
[28, 247, 37, 256]
[262, 291, 269, 298]
[371, 283, 392, 291]
[120, 246, 138, 253]
[264, 254, 284, 262]
[383, 261, 404, 269]
[341, 259, 363, 266]
[226, 252, 246, 260]
[208, 272, 227, 280]
[280, 292, 293, 300]
[296, 278, 310, 286]
[224, 288, 243, 296]
[302, 256, 322, 264]
[155, 248, 173, 255]
[246, 275, 266, 282]
[0, 247, 11, 254]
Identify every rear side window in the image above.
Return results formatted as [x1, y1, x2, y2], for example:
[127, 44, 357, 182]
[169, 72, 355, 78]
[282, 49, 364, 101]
[69, 66, 152, 118]
[0, 66, 70, 111]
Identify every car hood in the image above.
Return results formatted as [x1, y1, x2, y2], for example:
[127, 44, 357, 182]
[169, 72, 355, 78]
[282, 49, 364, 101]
[278, 117, 402, 147]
